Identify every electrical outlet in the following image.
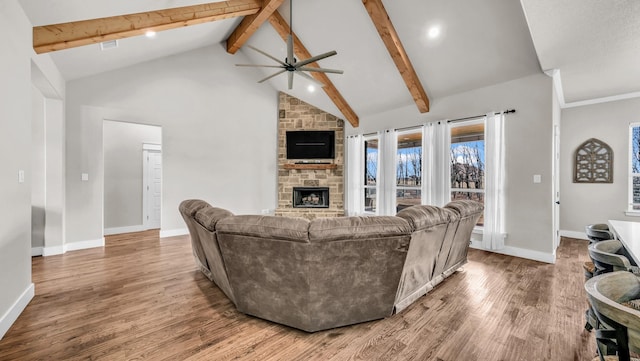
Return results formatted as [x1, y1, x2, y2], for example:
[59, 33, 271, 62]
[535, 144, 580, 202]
[81, 173, 89, 181]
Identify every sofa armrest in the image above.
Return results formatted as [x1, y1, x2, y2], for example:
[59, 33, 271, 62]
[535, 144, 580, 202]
[194, 206, 234, 231]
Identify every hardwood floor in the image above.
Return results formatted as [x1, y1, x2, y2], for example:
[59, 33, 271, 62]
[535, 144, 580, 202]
[0, 232, 596, 360]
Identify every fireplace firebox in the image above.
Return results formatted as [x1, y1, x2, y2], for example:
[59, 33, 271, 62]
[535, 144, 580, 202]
[293, 187, 329, 208]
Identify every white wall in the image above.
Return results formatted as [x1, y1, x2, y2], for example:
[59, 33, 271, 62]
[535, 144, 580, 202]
[0, 0, 34, 339]
[104, 121, 161, 230]
[560, 97, 640, 234]
[65, 44, 279, 243]
[346, 73, 555, 260]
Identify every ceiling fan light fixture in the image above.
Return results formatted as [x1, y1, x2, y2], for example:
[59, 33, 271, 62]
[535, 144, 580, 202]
[235, 0, 343, 90]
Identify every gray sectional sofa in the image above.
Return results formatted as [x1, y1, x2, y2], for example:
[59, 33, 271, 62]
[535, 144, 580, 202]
[179, 199, 483, 332]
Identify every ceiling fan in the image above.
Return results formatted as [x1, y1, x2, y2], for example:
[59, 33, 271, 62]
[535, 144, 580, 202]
[235, 0, 343, 90]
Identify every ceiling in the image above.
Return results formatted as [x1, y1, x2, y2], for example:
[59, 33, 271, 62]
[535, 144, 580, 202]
[18, 0, 640, 121]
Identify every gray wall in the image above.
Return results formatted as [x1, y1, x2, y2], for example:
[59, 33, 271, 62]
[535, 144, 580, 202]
[31, 86, 46, 248]
[0, 0, 33, 338]
[103, 120, 161, 229]
[560, 97, 640, 233]
[65, 44, 278, 243]
[346, 73, 555, 256]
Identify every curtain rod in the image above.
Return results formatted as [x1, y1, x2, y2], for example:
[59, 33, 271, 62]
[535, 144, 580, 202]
[447, 109, 516, 124]
[353, 109, 516, 137]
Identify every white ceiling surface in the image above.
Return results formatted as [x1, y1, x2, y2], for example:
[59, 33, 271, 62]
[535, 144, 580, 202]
[30, 0, 639, 120]
[522, 0, 640, 103]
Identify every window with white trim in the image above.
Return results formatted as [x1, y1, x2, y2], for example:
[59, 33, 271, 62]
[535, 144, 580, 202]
[450, 120, 485, 226]
[629, 123, 640, 211]
[396, 129, 423, 212]
[364, 135, 379, 214]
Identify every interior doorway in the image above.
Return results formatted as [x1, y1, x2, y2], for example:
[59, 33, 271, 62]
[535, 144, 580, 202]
[103, 120, 162, 235]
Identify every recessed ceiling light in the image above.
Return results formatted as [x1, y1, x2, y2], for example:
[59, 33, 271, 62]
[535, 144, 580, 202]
[427, 26, 440, 39]
[307, 84, 316, 92]
[145, 30, 157, 38]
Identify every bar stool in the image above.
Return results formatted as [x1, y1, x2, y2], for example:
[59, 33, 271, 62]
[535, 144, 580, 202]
[584, 271, 640, 361]
[589, 240, 640, 276]
[586, 224, 615, 243]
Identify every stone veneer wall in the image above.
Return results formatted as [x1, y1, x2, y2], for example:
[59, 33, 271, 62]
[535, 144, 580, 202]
[275, 92, 344, 219]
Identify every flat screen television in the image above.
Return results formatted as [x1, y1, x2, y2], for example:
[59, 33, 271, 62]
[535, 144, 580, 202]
[286, 130, 335, 159]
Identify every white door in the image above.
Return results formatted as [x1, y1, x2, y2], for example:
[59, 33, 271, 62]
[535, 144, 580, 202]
[143, 150, 162, 229]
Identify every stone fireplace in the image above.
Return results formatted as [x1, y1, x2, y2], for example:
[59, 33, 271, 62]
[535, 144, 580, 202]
[275, 92, 344, 219]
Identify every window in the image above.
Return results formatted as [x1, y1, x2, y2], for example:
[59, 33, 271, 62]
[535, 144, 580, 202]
[396, 130, 422, 212]
[630, 124, 640, 211]
[450, 120, 485, 226]
[364, 136, 379, 213]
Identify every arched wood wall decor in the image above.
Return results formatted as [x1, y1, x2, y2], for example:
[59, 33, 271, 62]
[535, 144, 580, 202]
[574, 138, 613, 183]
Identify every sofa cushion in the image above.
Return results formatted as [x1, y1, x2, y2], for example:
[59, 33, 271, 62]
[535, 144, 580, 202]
[396, 205, 456, 231]
[217, 215, 310, 243]
[179, 199, 210, 217]
[195, 207, 234, 231]
[309, 216, 411, 243]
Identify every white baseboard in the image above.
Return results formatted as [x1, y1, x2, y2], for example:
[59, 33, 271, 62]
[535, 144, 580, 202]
[0, 283, 34, 340]
[160, 228, 188, 238]
[560, 230, 588, 241]
[43, 245, 65, 256]
[31, 247, 43, 257]
[104, 225, 146, 236]
[470, 241, 556, 264]
[65, 237, 105, 252]
[42, 238, 105, 257]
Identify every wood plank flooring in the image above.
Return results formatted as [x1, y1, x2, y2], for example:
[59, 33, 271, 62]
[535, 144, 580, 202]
[0, 231, 596, 360]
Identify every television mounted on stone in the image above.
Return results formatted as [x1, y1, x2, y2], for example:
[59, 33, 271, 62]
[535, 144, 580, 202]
[286, 130, 335, 159]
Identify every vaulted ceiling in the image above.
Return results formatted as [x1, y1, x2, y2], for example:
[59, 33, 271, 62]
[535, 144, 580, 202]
[18, 0, 640, 126]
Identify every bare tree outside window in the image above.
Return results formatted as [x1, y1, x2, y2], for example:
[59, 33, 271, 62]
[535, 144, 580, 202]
[364, 138, 379, 212]
[396, 132, 422, 212]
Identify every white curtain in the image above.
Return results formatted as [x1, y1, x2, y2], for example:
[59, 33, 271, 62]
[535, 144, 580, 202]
[379, 129, 397, 215]
[421, 121, 450, 207]
[346, 135, 364, 216]
[483, 112, 507, 250]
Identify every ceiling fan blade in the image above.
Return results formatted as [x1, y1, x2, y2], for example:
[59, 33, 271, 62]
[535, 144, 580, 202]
[247, 45, 287, 67]
[294, 50, 338, 68]
[297, 66, 344, 74]
[258, 69, 287, 83]
[295, 70, 326, 87]
[287, 34, 294, 65]
[236, 64, 285, 69]
[288, 71, 294, 90]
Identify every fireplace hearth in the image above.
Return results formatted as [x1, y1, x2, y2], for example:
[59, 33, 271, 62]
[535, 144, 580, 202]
[293, 187, 329, 208]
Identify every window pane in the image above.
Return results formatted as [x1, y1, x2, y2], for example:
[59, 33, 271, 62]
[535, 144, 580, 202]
[397, 189, 421, 213]
[451, 191, 485, 226]
[364, 188, 377, 213]
[451, 124, 485, 191]
[633, 126, 640, 173]
[633, 175, 640, 210]
[365, 139, 378, 186]
[397, 132, 422, 187]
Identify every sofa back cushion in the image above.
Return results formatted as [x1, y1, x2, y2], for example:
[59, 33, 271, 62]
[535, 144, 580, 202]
[194, 207, 234, 231]
[217, 215, 310, 243]
[309, 216, 411, 243]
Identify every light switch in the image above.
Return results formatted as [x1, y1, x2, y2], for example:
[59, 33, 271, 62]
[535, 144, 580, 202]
[81, 173, 89, 181]
[18, 170, 24, 183]
[533, 174, 541, 183]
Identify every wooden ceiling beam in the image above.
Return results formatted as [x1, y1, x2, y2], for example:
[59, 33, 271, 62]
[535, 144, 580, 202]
[268, 11, 360, 128]
[226, 0, 285, 54]
[33, 0, 262, 54]
[361, 0, 430, 113]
